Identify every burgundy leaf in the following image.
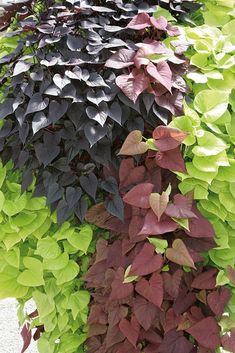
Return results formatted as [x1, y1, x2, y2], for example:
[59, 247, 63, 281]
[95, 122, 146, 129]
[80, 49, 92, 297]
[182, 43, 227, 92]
[116, 70, 149, 103]
[105, 49, 136, 69]
[119, 159, 146, 189]
[110, 267, 133, 300]
[207, 288, 231, 316]
[165, 194, 196, 219]
[118, 130, 148, 156]
[163, 308, 181, 333]
[129, 243, 163, 276]
[84, 260, 107, 288]
[108, 305, 128, 327]
[146, 62, 172, 92]
[133, 296, 158, 331]
[173, 291, 196, 316]
[187, 207, 215, 238]
[126, 13, 151, 30]
[222, 328, 235, 353]
[123, 183, 154, 209]
[191, 269, 217, 290]
[186, 317, 221, 350]
[135, 272, 163, 308]
[88, 323, 107, 338]
[155, 147, 186, 172]
[166, 239, 196, 269]
[20, 323, 32, 353]
[163, 269, 183, 299]
[158, 330, 193, 353]
[153, 126, 188, 152]
[117, 339, 141, 353]
[106, 324, 124, 349]
[119, 315, 140, 347]
[139, 209, 178, 235]
[155, 90, 184, 116]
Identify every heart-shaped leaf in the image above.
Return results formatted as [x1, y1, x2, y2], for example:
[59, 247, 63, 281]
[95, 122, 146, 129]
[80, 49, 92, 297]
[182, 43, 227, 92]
[110, 267, 133, 300]
[123, 183, 154, 208]
[166, 239, 196, 269]
[118, 130, 148, 156]
[129, 243, 163, 276]
[186, 317, 221, 350]
[135, 272, 163, 308]
[153, 126, 188, 151]
[149, 188, 170, 221]
[119, 316, 140, 347]
[207, 288, 231, 316]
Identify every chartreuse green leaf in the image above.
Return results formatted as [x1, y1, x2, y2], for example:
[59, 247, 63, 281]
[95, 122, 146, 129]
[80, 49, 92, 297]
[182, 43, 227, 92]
[35, 237, 61, 259]
[67, 225, 93, 253]
[148, 237, 168, 254]
[68, 291, 90, 320]
[33, 290, 55, 319]
[53, 260, 80, 285]
[194, 90, 229, 121]
[17, 257, 44, 287]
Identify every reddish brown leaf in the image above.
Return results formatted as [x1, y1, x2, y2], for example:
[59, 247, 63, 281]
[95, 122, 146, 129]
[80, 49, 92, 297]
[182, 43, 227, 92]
[191, 269, 217, 290]
[85, 203, 111, 228]
[156, 147, 186, 172]
[153, 126, 188, 152]
[173, 291, 196, 316]
[166, 239, 196, 269]
[165, 194, 196, 219]
[133, 296, 158, 331]
[118, 130, 149, 156]
[88, 323, 107, 338]
[186, 317, 221, 350]
[119, 315, 140, 347]
[116, 339, 141, 353]
[222, 328, 235, 353]
[129, 243, 163, 276]
[108, 305, 128, 328]
[187, 207, 215, 238]
[207, 288, 231, 316]
[135, 272, 163, 308]
[20, 323, 32, 353]
[139, 209, 178, 235]
[110, 267, 134, 300]
[227, 265, 235, 285]
[106, 324, 125, 349]
[163, 269, 183, 299]
[119, 159, 146, 189]
[158, 330, 193, 353]
[123, 183, 154, 208]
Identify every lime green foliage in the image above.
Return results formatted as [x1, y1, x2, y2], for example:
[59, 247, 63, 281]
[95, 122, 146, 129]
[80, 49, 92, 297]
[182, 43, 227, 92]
[171, 0, 235, 329]
[0, 161, 97, 353]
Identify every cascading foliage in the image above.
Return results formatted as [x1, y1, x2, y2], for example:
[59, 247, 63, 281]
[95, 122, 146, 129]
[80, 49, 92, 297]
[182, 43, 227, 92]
[170, 0, 235, 336]
[0, 1, 235, 353]
[0, 0, 190, 224]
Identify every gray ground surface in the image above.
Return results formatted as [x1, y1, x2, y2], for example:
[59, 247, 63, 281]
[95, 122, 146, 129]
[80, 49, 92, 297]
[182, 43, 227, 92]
[0, 298, 38, 353]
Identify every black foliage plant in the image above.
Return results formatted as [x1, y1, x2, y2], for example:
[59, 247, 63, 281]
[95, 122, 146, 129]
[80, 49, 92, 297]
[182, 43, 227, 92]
[157, 0, 202, 22]
[0, 0, 189, 224]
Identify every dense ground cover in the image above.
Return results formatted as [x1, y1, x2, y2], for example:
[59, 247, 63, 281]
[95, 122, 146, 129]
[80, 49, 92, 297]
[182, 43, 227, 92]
[0, 0, 234, 352]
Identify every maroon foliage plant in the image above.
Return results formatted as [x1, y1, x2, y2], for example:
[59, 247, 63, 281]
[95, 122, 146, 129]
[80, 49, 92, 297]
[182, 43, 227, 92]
[85, 128, 231, 353]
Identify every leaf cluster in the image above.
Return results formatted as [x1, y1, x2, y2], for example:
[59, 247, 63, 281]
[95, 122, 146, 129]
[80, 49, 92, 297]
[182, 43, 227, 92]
[0, 0, 189, 223]
[0, 160, 99, 353]
[170, 0, 235, 332]
[84, 130, 232, 353]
